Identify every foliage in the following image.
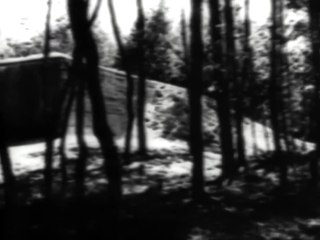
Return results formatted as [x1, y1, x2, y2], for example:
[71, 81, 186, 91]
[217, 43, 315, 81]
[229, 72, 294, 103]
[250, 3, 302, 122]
[4, 17, 116, 67]
[115, 3, 185, 85]
[6, 17, 73, 57]
[160, 93, 219, 148]
[233, 9, 314, 141]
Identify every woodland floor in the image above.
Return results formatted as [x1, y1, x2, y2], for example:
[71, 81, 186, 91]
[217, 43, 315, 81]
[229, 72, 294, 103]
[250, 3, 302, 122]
[0, 131, 320, 240]
[0, 80, 320, 239]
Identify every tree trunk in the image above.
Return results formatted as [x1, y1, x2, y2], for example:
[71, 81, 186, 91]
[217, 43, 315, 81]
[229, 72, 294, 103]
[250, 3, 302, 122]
[189, 0, 204, 200]
[43, 0, 54, 201]
[58, 76, 76, 194]
[73, 53, 88, 200]
[208, 0, 236, 182]
[68, 0, 122, 238]
[308, 0, 320, 186]
[108, 0, 135, 163]
[270, 0, 287, 187]
[242, 0, 258, 157]
[0, 140, 19, 240]
[277, 0, 294, 153]
[225, 0, 246, 168]
[181, 9, 189, 67]
[136, 0, 147, 156]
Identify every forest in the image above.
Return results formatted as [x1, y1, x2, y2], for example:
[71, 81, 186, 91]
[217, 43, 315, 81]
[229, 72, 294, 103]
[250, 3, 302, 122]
[0, 0, 320, 239]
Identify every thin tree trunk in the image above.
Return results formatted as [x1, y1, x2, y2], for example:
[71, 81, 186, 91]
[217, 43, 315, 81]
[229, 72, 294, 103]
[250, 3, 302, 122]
[0, 137, 18, 240]
[270, 0, 287, 187]
[181, 10, 189, 67]
[278, 0, 294, 153]
[58, 76, 76, 194]
[189, 0, 204, 200]
[243, 0, 258, 158]
[308, 0, 320, 185]
[209, 0, 236, 182]
[74, 54, 88, 200]
[108, 0, 135, 163]
[225, 0, 246, 168]
[68, 1, 122, 238]
[43, 0, 54, 201]
[136, 0, 147, 156]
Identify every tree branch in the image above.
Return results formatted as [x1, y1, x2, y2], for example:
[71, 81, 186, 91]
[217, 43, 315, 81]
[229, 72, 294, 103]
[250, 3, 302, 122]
[89, 0, 102, 26]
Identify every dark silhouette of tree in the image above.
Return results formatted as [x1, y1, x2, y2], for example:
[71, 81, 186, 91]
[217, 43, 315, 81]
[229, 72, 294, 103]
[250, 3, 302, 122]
[58, 69, 75, 194]
[180, 10, 189, 66]
[74, 56, 88, 200]
[136, 0, 147, 155]
[225, 0, 246, 168]
[308, 0, 320, 185]
[208, 0, 236, 183]
[277, 0, 294, 153]
[108, 0, 135, 163]
[242, 0, 258, 157]
[0, 131, 18, 240]
[189, 0, 204, 200]
[89, 0, 102, 25]
[270, 0, 287, 187]
[180, 9, 189, 92]
[68, 0, 121, 238]
[43, 0, 54, 201]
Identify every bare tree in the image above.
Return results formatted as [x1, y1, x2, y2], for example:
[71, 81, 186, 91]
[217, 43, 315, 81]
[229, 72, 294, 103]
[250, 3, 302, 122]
[270, 0, 287, 187]
[68, 0, 122, 238]
[242, 0, 258, 157]
[224, 0, 246, 168]
[0, 132, 18, 239]
[136, 0, 147, 155]
[108, 0, 135, 163]
[181, 10, 189, 65]
[208, 0, 236, 183]
[308, 0, 320, 185]
[42, 0, 54, 201]
[74, 55, 88, 200]
[189, 0, 205, 200]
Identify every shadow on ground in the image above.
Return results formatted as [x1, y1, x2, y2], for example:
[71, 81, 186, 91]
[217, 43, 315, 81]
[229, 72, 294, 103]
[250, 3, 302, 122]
[0, 148, 320, 240]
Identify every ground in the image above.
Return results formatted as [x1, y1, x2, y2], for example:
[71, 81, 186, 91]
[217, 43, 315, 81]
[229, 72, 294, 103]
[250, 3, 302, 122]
[0, 79, 320, 239]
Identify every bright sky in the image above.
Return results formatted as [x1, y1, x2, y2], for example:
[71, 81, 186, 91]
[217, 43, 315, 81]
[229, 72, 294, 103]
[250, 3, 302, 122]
[0, 0, 270, 43]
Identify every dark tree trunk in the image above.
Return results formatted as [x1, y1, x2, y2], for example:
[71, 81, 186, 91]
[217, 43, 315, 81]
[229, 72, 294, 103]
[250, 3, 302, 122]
[181, 10, 189, 67]
[58, 76, 76, 194]
[208, 0, 236, 182]
[270, 0, 287, 187]
[277, 0, 294, 153]
[0, 139, 19, 240]
[243, 0, 258, 157]
[43, 0, 54, 201]
[68, 0, 122, 238]
[74, 54, 88, 200]
[189, 0, 204, 200]
[108, 0, 135, 163]
[225, 0, 246, 168]
[136, 0, 147, 156]
[308, 0, 320, 185]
